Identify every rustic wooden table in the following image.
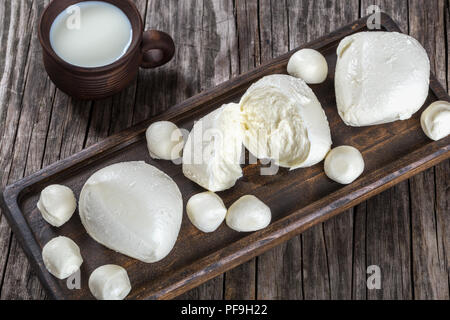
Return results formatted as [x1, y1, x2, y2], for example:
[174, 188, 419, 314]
[0, 0, 448, 300]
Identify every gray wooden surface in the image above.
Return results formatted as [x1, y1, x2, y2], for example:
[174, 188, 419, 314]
[0, 0, 448, 300]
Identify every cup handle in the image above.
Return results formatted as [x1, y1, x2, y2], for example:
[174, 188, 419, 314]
[140, 30, 175, 69]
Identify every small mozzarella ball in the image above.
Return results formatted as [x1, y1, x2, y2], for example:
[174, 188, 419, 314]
[42, 236, 83, 279]
[324, 146, 365, 184]
[420, 101, 450, 141]
[287, 48, 328, 84]
[187, 192, 227, 233]
[88, 265, 131, 300]
[226, 195, 271, 232]
[37, 184, 77, 227]
[146, 121, 184, 160]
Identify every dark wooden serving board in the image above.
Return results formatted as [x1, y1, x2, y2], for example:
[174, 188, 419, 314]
[1, 14, 449, 300]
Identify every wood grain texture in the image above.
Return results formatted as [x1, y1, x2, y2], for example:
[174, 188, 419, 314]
[0, 0, 52, 300]
[0, 2, 37, 291]
[408, 0, 449, 300]
[0, 0, 448, 300]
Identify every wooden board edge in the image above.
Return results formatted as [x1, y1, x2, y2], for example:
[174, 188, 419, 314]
[0, 188, 64, 300]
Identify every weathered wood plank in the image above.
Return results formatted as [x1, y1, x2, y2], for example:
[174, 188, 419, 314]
[352, 202, 367, 299]
[133, 0, 180, 122]
[302, 225, 331, 299]
[409, 166, 449, 299]
[362, 0, 409, 32]
[0, 0, 49, 299]
[235, 0, 260, 72]
[435, 159, 449, 293]
[443, 0, 449, 295]
[365, 183, 413, 299]
[408, 0, 449, 300]
[0, 0, 58, 294]
[0, 1, 36, 285]
[323, 212, 354, 299]
[444, 0, 450, 94]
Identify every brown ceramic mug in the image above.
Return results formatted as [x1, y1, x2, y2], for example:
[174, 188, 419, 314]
[38, 0, 175, 100]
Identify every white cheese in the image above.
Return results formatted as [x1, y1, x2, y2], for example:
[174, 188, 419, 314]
[42, 236, 83, 279]
[37, 184, 77, 227]
[182, 103, 244, 192]
[324, 146, 365, 184]
[88, 264, 131, 300]
[79, 161, 183, 263]
[335, 31, 430, 127]
[420, 101, 450, 141]
[146, 121, 185, 160]
[240, 74, 332, 169]
[287, 48, 328, 84]
[226, 195, 271, 232]
[186, 192, 227, 233]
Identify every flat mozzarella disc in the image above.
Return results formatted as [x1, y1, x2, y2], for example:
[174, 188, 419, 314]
[42, 236, 83, 279]
[187, 192, 227, 233]
[240, 74, 332, 169]
[89, 264, 131, 300]
[146, 121, 184, 160]
[335, 32, 430, 126]
[37, 184, 76, 227]
[324, 146, 365, 184]
[287, 49, 328, 84]
[182, 103, 244, 192]
[79, 161, 183, 263]
[420, 101, 450, 141]
[226, 195, 271, 232]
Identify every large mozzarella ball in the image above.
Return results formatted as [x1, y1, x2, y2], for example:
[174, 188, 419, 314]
[287, 48, 328, 84]
[37, 184, 77, 227]
[146, 121, 184, 160]
[42, 236, 83, 279]
[324, 146, 365, 184]
[240, 74, 332, 169]
[335, 32, 430, 126]
[79, 161, 183, 263]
